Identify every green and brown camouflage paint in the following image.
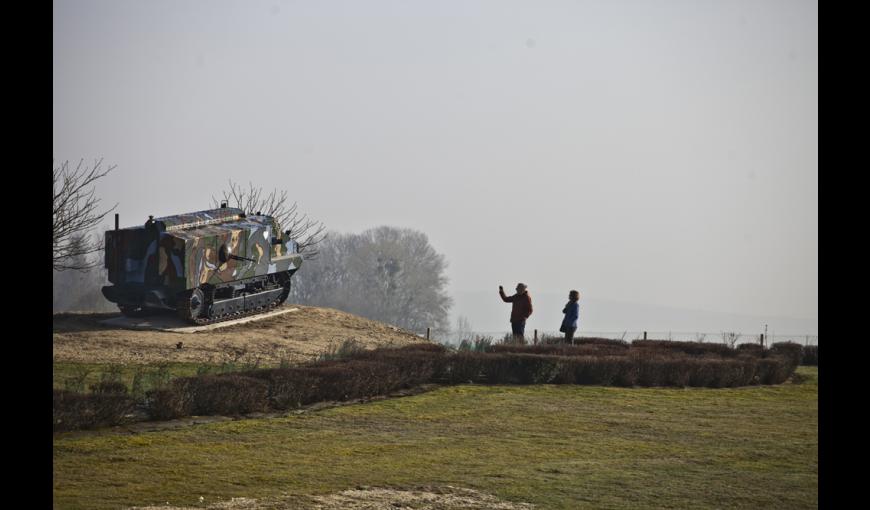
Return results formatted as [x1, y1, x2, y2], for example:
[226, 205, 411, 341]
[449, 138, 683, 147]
[103, 207, 302, 306]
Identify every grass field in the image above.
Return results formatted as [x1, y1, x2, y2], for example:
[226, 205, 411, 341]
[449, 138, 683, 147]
[53, 366, 818, 509]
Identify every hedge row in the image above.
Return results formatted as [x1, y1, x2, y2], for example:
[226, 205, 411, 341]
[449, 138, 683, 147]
[631, 339, 737, 357]
[492, 339, 815, 367]
[147, 344, 450, 420]
[55, 341, 804, 431]
[489, 343, 628, 357]
[142, 343, 799, 422]
[438, 352, 794, 387]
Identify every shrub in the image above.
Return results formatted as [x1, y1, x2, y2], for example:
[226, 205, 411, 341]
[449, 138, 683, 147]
[310, 359, 404, 401]
[132, 363, 172, 397]
[248, 352, 414, 410]
[457, 336, 494, 352]
[54, 389, 135, 432]
[98, 365, 124, 385]
[632, 340, 735, 358]
[317, 338, 367, 361]
[245, 367, 318, 410]
[144, 374, 269, 419]
[480, 354, 561, 384]
[632, 355, 756, 388]
[755, 358, 792, 385]
[634, 353, 673, 387]
[185, 375, 270, 416]
[355, 348, 446, 388]
[449, 352, 545, 384]
[490, 343, 629, 357]
[656, 358, 693, 387]
[575, 337, 630, 349]
[500, 333, 525, 345]
[703, 358, 755, 388]
[393, 342, 448, 354]
[90, 381, 128, 395]
[801, 345, 818, 366]
[539, 334, 564, 345]
[609, 357, 639, 387]
[62, 366, 92, 393]
[686, 359, 717, 387]
[559, 356, 591, 384]
[145, 380, 195, 421]
[554, 356, 632, 386]
[442, 352, 489, 384]
[736, 343, 765, 357]
[770, 342, 803, 369]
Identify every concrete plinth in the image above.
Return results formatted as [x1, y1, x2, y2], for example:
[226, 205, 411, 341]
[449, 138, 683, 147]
[98, 307, 300, 333]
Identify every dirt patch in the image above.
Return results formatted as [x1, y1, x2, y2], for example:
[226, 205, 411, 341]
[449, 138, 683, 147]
[127, 486, 536, 509]
[53, 305, 427, 366]
[302, 486, 536, 509]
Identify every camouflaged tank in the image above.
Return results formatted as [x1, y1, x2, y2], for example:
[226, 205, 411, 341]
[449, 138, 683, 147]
[102, 205, 303, 323]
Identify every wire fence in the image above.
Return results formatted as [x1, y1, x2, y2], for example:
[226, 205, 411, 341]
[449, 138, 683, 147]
[427, 330, 818, 347]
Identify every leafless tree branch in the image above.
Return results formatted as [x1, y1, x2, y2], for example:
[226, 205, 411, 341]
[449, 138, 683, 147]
[211, 180, 327, 260]
[52, 158, 117, 271]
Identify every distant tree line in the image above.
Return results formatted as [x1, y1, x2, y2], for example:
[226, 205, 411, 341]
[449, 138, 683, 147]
[289, 226, 453, 337]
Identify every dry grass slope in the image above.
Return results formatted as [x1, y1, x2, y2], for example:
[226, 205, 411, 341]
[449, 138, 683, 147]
[53, 305, 426, 366]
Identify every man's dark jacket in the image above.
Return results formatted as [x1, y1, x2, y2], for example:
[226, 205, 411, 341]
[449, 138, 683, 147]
[499, 289, 533, 323]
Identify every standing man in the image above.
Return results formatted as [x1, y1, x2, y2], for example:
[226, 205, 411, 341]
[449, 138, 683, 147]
[499, 283, 533, 343]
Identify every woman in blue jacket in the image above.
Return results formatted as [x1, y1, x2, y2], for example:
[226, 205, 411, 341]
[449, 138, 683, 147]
[560, 290, 580, 344]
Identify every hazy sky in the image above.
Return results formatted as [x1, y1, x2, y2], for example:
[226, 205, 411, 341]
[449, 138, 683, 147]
[53, 0, 818, 322]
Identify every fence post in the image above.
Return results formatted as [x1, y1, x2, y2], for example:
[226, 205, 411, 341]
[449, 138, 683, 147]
[426, 327, 430, 340]
[534, 329, 538, 345]
[643, 331, 647, 340]
[759, 333, 764, 348]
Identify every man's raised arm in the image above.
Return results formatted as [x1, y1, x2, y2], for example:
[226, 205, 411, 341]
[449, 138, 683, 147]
[499, 285, 514, 302]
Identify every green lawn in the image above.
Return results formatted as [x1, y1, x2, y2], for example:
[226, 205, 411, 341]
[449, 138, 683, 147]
[53, 367, 818, 509]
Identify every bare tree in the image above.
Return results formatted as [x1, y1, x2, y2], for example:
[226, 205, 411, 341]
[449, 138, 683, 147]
[212, 180, 326, 260]
[288, 226, 452, 334]
[53, 158, 117, 271]
[722, 331, 742, 348]
[454, 315, 474, 343]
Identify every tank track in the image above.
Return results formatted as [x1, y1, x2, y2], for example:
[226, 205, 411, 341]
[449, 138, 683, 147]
[188, 295, 284, 325]
[178, 278, 292, 326]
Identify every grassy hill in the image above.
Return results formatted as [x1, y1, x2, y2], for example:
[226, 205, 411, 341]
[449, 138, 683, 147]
[53, 305, 426, 367]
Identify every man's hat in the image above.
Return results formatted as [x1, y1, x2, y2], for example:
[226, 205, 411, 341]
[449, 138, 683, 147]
[516, 283, 527, 291]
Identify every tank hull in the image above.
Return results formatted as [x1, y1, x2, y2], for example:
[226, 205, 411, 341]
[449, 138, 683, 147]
[102, 207, 303, 323]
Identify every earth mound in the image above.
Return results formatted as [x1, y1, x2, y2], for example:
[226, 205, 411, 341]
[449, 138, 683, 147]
[53, 305, 427, 366]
